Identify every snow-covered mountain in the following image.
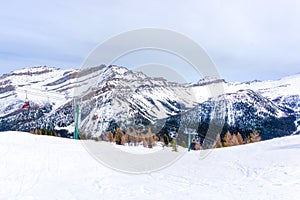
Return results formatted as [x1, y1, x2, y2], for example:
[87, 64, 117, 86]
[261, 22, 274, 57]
[179, 89, 296, 143]
[0, 65, 299, 140]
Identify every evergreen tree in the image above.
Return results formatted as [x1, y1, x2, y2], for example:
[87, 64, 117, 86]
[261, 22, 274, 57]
[115, 128, 123, 145]
[153, 135, 159, 143]
[147, 136, 154, 148]
[142, 138, 148, 148]
[41, 128, 47, 135]
[121, 133, 128, 145]
[247, 131, 261, 143]
[172, 139, 178, 152]
[106, 132, 114, 142]
[50, 130, 56, 137]
[232, 134, 239, 146]
[236, 132, 244, 145]
[163, 134, 169, 147]
[223, 131, 233, 147]
[213, 133, 222, 148]
[79, 133, 87, 140]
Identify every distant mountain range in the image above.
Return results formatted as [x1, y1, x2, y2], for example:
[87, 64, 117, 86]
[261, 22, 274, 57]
[0, 65, 299, 143]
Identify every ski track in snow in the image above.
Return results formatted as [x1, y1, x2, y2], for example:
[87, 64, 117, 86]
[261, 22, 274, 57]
[0, 131, 300, 200]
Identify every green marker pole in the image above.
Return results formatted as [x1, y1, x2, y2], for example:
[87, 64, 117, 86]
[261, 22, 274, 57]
[74, 104, 79, 140]
[188, 133, 191, 152]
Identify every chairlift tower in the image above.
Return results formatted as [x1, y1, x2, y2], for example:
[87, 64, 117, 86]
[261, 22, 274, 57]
[184, 128, 197, 152]
[74, 99, 80, 140]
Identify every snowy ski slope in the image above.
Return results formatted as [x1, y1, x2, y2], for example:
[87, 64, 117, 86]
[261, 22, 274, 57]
[0, 131, 300, 199]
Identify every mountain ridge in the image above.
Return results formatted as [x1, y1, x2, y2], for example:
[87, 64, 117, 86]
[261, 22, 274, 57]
[0, 65, 299, 141]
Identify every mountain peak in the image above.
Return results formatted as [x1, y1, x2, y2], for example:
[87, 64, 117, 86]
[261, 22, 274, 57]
[193, 77, 226, 86]
[13, 66, 60, 75]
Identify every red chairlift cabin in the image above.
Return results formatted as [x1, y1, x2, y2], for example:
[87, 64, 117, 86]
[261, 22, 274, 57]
[22, 91, 30, 110]
[22, 101, 29, 109]
[92, 114, 98, 120]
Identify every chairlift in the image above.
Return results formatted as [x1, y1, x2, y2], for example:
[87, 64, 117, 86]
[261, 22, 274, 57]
[92, 114, 99, 120]
[22, 91, 30, 110]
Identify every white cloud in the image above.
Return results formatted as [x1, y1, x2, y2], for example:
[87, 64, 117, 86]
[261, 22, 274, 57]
[0, 0, 299, 81]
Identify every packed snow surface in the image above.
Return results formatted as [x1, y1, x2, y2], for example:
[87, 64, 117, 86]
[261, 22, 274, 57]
[0, 131, 300, 199]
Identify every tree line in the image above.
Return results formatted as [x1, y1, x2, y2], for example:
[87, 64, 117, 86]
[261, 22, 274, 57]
[99, 128, 262, 151]
[29, 128, 58, 137]
[192, 131, 261, 150]
[28, 127, 261, 151]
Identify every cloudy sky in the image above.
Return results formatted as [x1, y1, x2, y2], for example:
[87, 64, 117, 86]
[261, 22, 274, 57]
[1, 0, 300, 82]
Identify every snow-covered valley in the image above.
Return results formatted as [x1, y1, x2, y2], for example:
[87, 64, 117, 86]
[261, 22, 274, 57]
[0, 131, 299, 199]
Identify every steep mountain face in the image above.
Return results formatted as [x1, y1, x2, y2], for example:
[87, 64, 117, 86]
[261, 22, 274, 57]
[178, 89, 296, 143]
[0, 65, 299, 140]
[0, 66, 77, 135]
[74, 65, 197, 137]
[225, 74, 300, 134]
